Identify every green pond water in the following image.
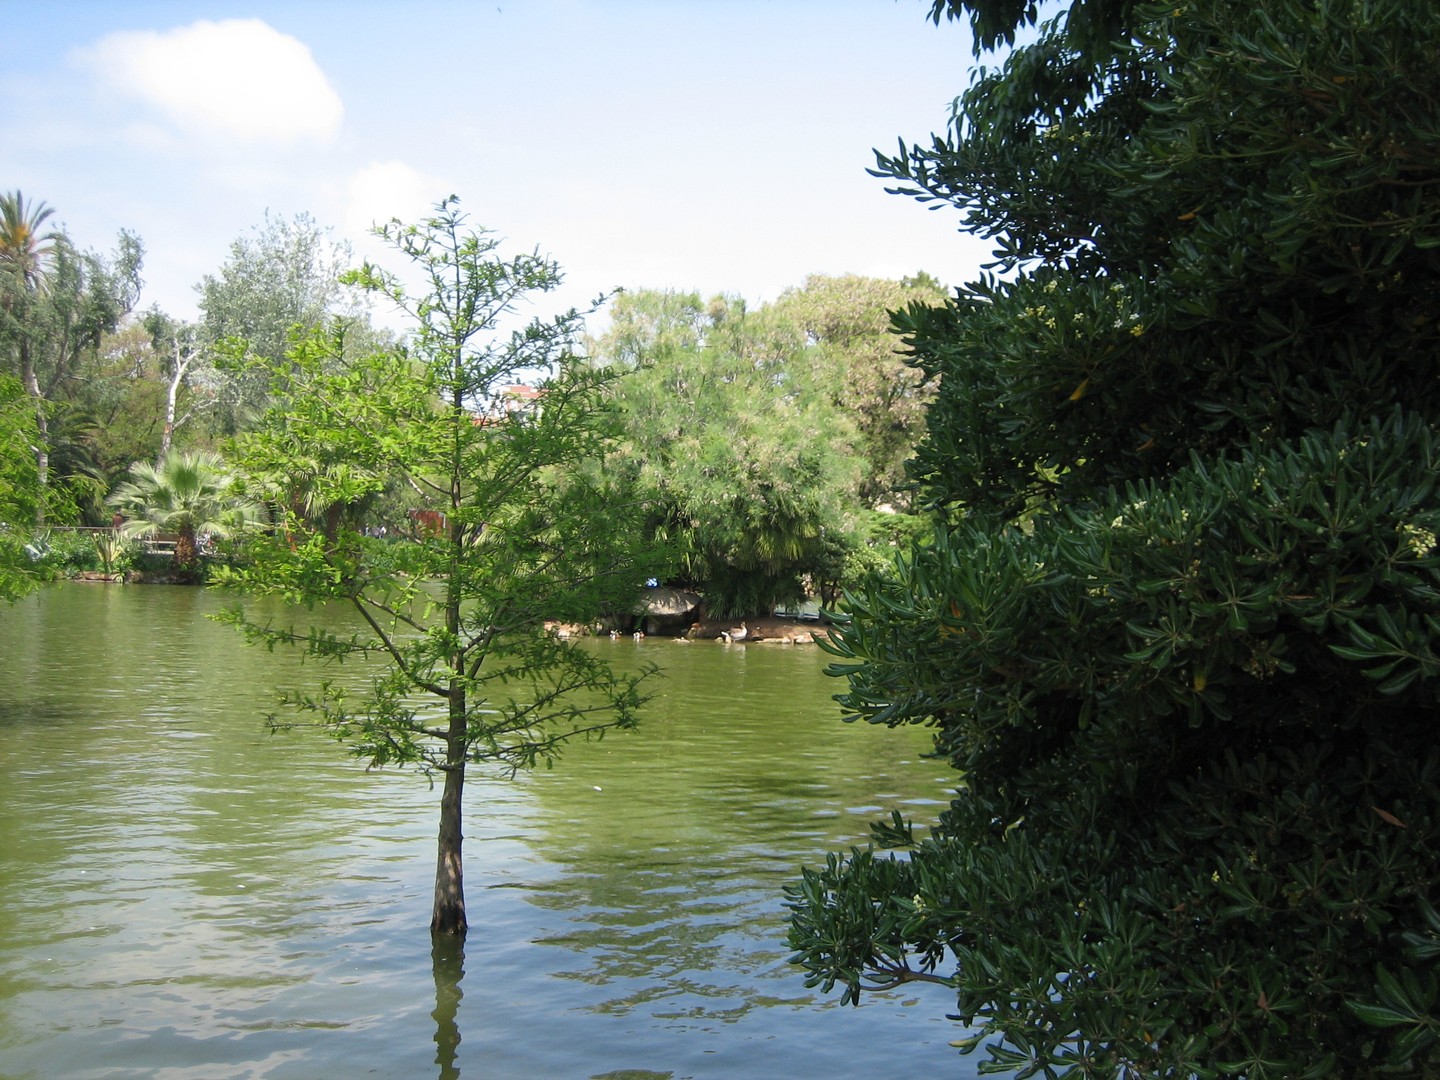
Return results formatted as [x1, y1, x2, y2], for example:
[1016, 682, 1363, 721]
[0, 583, 970, 1079]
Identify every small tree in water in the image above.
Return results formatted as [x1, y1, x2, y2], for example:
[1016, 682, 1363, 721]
[218, 198, 657, 936]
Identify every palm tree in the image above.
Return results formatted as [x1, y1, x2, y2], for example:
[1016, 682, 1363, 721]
[0, 191, 61, 523]
[0, 191, 57, 290]
[107, 451, 260, 571]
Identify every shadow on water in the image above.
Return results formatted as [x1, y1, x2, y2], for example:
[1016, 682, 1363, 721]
[431, 936, 464, 1080]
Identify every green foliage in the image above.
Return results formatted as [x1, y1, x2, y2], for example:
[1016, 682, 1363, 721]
[1, 189, 144, 525]
[0, 374, 39, 521]
[194, 211, 364, 436]
[595, 289, 861, 616]
[7, 310, 183, 523]
[788, 0, 1440, 1075]
[0, 373, 43, 600]
[44, 530, 104, 575]
[219, 197, 660, 935]
[91, 529, 134, 576]
[0, 529, 105, 582]
[19, 229, 144, 388]
[769, 274, 946, 510]
[796, 419, 1440, 1074]
[831, 509, 933, 603]
[594, 283, 939, 617]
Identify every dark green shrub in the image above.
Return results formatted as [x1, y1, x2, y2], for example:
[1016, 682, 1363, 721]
[788, 0, 1440, 1074]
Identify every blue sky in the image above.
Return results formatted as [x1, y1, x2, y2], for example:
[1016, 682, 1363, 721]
[2, 1, 991, 323]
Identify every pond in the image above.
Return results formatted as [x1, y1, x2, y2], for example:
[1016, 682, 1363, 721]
[0, 583, 971, 1079]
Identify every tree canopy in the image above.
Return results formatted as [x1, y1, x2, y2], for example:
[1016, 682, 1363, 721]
[594, 289, 862, 616]
[195, 211, 370, 437]
[788, 1, 1440, 1076]
[591, 277, 943, 617]
[769, 273, 944, 510]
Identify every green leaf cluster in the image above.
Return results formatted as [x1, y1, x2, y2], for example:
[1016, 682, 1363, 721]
[1, 191, 142, 525]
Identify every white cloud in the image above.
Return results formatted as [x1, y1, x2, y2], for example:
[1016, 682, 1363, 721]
[340, 162, 452, 329]
[80, 19, 342, 145]
[344, 161, 444, 239]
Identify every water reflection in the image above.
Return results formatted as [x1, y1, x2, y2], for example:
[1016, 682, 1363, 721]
[431, 936, 464, 1079]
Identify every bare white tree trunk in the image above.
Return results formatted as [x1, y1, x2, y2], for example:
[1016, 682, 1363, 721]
[157, 334, 196, 466]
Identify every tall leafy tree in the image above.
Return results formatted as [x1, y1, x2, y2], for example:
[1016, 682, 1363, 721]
[594, 288, 865, 617]
[82, 318, 170, 475]
[769, 274, 945, 510]
[219, 198, 657, 937]
[194, 211, 364, 435]
[789, 1, 1440, 1075]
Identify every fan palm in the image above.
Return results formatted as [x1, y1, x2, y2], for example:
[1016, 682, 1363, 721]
[108, 451, 260, 570]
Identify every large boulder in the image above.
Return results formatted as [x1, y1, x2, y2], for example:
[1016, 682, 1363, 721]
[640, 587, 703, 635]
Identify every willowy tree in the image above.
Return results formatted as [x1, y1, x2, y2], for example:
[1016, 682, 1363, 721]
[768, 273, 946, 511]
[789, 0, 1440, 1076]
[591, 288, 864, 617]
[219, 198, 657, 936]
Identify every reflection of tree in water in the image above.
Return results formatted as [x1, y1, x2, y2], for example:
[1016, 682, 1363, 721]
[529, 859, 815, 1022]
[516, 643, 946, 1023]
[432, 936, 464, 1080]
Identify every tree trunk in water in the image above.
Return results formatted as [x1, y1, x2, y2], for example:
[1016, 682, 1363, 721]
[432, 682, 468, 936]
[430, 932, 465, 1076]
[430, 757, 467, 935]
[432, 491, 469, 937]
